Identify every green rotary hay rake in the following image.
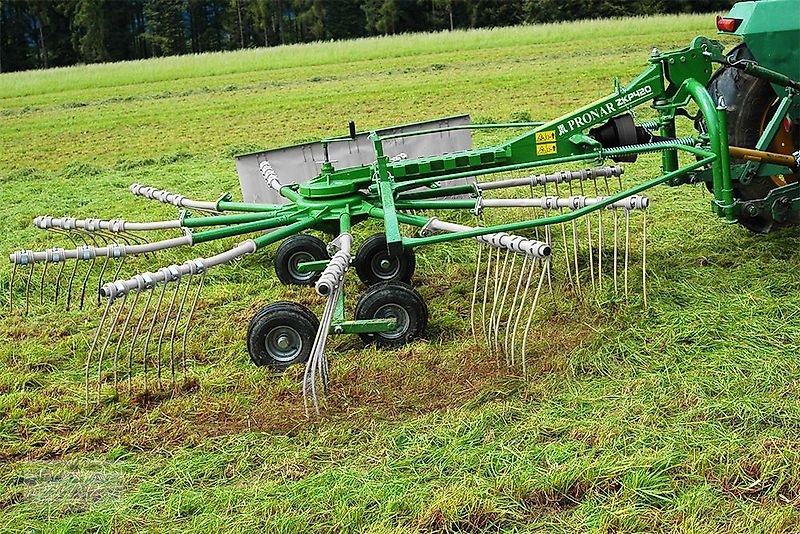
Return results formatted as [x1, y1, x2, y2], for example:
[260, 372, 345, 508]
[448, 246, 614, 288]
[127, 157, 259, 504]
[8, 0, 800, 414]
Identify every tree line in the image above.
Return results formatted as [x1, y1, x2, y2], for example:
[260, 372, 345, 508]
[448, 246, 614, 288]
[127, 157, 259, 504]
[0, 0, 734, 73]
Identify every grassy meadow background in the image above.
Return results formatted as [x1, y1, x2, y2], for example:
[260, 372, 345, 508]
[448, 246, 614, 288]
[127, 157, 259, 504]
[3, 13, 800, 532]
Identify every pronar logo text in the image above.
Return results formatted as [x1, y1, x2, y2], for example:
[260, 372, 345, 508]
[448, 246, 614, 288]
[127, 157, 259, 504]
[556, 85, 653, 135]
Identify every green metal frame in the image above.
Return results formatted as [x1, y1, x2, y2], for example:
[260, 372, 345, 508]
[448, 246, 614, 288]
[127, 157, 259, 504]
[154, 4, 799, 335]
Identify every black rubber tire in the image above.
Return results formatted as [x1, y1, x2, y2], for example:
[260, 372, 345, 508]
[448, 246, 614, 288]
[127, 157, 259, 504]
[354, 282, 427, 347]
[706, 44, 799, 233]
[273, 234, 328, 286]
[354, 233, 416, 286]
[247, 301, 319, 369]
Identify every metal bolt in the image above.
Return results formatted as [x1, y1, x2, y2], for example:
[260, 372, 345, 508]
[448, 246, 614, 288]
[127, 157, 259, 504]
[276, 335, 291, 350]
[379, 259, 391, 270]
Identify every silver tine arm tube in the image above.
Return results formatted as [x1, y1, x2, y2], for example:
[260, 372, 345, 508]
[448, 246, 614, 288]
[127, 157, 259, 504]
[99, 239, 257, 300]
[259, 161, 284, 193]
[421, 219, 551, 258]
[33, 215, 182, 233]
[315, 234, 352, 297]
[129, 183, 219, 211]
[477, 166, 624, 191]
[477, 195, 649, 210]
[9, 235, 192, 265]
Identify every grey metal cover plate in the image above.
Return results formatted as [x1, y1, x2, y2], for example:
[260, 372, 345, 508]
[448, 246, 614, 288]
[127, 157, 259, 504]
[234, 115, 472, 204]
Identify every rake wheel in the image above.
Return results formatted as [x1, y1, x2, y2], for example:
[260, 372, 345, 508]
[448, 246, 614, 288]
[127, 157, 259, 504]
[247, 301, 319, 368]
[355, 282, 427, 347]
[274, 234, 329, 286]
[355, 233, 416, 286]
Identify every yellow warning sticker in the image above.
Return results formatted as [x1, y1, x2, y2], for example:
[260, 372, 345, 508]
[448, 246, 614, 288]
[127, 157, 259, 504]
[535, 130, 556, 143]
[536, 143, 557, 156]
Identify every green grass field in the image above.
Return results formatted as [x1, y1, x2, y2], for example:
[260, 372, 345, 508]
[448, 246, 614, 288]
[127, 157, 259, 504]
[3, 13, 800, 532]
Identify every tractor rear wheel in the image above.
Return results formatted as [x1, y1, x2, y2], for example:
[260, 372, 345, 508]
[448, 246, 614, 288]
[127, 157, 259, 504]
[707, 44, 799, 233]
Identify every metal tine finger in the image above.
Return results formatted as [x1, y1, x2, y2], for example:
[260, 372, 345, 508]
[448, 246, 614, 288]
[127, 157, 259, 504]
[85, 297, 114, 408]
[24, 260, 35, 316]
[592, 174, 603, 291]
[114, 290, 140, 394]
[494, 250, 517, 362]
[143, 282, 168, 390]
[96, 294, 127, 404]
[182, 272, 205, 376]
[554, 179, 574, 287]
[624, 208, 631, 300]
[511, 258, 538, 367]
[39, 260, 49, 306]
[8, 263, 17, 313]
[642, 207, 648, 308]
[488, 248, 507, 358]
[568, 179, 581, 294]
[76, 230, 100, 310]
[582, 175, 595, 292]
[503, 253, 529, 360]
[480, 243, 493, 353]
[129, 286, 156, 394]
[520, 259, 550, 377]
[541, 181, 554, 302]
[156, 276, 182, 389]
[470, 243, 483, 345]
[170, 271, 193, 386]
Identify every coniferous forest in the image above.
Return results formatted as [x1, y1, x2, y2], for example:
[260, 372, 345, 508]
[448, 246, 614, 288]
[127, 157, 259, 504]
[0, 0, 734, 73]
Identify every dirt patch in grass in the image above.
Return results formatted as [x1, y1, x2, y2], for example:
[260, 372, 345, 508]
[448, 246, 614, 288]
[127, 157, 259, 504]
[9, 342, 511, 460]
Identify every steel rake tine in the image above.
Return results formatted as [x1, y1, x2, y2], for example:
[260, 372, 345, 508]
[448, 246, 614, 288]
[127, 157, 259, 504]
[591, 175, 603, 291]
[77, 230, 102, 309]
[511, 259, 537, 367]
[54, 258, 66, 305]
[503, 254, 528, 360]
[520, 259, 550, 377]
[541, 181, 555, 301]
[568, 180, 581, 293]
[554, 180, 574, 287]
[480, 243, 493, 353]
[182, 272, 205, 375]
[85, 297, 114, 408]
[156, 277, 182, 389]
[96, 294, 127, 403]
[114, 290, 140, 394]
[624, 208, 631, 300]
[48, 227, 77, 306]
[470, 243, 483, 345]
[38, 261, 49, 306]
[642, 208, 648, 308]
[170, 271, 193, 386]
[613, 207, 619, 293]
[9, 263, 17, 313]
[143, 282, 168, 390]
[495, 251, 517, 362]
[65, 257, 79, 311]
[24, 261, 35, 316]
[585, 214, 595, 292]
[130, 287, 155, 394]
[488, 248, 507, 358]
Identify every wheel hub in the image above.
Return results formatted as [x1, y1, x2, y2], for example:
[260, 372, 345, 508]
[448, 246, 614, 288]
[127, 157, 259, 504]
[265, 326, 302, 362]
[288, 251, 315, 282]
[373, 303, 409, 339]
[371, 253, 400, 280]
